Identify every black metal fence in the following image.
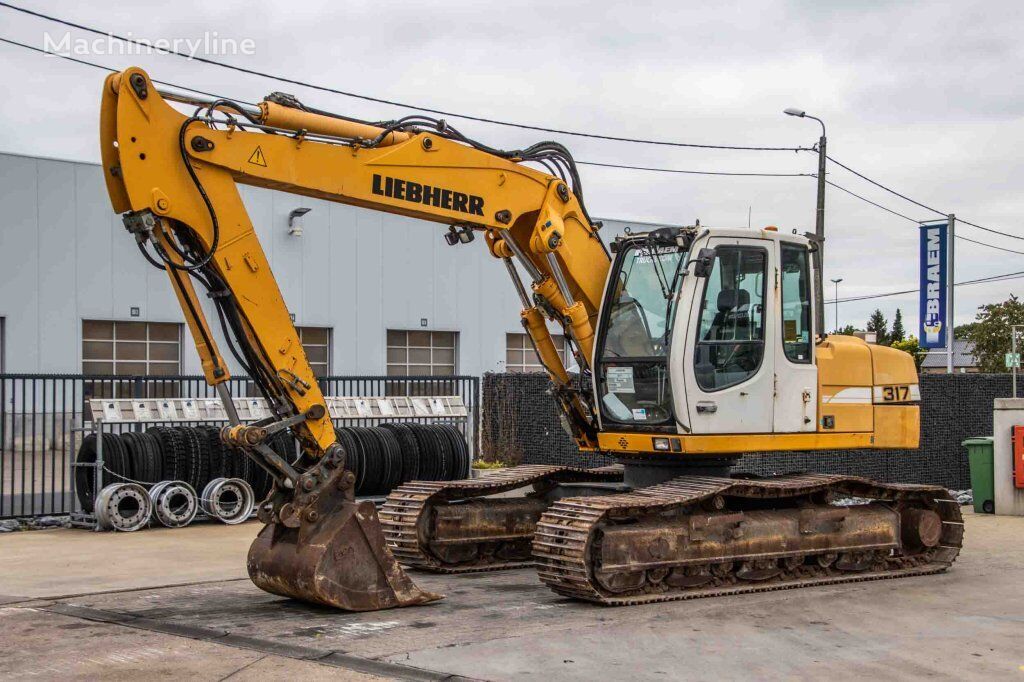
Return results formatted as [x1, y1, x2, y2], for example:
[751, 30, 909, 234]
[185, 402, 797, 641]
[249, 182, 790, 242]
[1, 373, 479, 519]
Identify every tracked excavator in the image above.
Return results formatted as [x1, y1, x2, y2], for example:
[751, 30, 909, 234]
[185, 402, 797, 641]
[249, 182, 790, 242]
[100, 67, 962, 612]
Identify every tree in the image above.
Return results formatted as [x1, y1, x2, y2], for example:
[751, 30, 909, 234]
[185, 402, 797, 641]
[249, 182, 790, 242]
[891, 308, 906, 343]
[866, 309, 890, 345]
[833, 324, 860, 336]
[892, 336, 925, 370]
[955, 322, 980, 338]
[963, 294, 1024, 373]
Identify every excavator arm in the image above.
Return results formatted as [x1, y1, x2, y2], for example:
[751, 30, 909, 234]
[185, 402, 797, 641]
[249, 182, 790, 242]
[100, 67, 610, 610]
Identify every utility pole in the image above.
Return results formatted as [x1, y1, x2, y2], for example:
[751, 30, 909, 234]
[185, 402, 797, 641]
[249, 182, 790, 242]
[785, 108, 827, 337]
[1012, 325, 1023, 398]
[946, 214, 955, 374]
[831, 278, 843, 332]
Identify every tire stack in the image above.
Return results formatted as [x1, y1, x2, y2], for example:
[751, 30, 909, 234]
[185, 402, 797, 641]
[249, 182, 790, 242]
[337, 423, 470, 496]
[75, 422, 469, 526]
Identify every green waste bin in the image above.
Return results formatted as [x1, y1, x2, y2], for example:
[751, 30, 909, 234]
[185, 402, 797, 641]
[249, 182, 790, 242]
[963, 437, 995, 514]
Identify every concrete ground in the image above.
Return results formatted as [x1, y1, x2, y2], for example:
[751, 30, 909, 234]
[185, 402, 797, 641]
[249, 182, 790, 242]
[1, 510, 1022, 681]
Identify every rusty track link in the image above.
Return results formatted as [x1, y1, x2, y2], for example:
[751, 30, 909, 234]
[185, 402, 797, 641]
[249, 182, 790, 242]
[533, 473, 964, 605]
[380, 464, 624, 573]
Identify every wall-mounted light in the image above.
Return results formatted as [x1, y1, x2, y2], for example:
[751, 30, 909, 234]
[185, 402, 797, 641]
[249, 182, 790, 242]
[288, 207, 311, 236]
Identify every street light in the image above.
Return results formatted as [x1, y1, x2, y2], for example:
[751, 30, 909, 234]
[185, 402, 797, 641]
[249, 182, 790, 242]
[830, 278, 843, 333]
[785, 107, 827, 338]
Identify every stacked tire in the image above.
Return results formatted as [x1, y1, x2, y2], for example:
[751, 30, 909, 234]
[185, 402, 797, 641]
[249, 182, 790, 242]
[75, 426, 278, 529]
[338, 423, 470, 496]
[75, 422, 469, 528]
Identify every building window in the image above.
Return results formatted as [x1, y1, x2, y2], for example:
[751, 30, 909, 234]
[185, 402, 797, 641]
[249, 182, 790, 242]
[296, 326, 332, 377]
[505, 332, 566, 373]
[82, 320, 181, 376]
[386, 330, 458, 376]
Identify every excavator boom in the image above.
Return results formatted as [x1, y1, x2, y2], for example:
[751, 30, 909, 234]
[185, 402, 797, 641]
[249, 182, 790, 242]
[100, 68, 609, 610]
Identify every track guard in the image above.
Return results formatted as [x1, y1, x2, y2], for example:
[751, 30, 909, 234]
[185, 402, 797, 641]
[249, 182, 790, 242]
[247, 465, 442, 611]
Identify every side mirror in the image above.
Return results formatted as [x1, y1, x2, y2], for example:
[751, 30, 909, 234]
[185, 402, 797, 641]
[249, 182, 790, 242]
[692, 248, 716, 278]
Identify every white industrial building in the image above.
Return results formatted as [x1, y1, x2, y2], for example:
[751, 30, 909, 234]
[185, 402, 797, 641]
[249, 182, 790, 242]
[0, 150, 646, 379]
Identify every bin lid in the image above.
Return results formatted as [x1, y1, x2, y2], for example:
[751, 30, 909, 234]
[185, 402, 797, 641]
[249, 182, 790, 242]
[962, 437, 994, 445]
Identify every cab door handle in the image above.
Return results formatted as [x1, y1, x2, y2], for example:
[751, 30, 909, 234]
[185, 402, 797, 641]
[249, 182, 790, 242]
[696, 401, 717, 414]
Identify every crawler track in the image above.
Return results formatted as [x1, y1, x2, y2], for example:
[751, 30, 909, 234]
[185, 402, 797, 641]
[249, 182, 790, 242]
[533, 473, 963, 605]
[380, 464, 624, 573]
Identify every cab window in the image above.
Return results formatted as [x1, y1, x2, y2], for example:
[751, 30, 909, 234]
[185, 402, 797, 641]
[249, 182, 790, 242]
[598, 242, 685, 426]
[780, 244, 812, 363]
[694, 246, 766, 391]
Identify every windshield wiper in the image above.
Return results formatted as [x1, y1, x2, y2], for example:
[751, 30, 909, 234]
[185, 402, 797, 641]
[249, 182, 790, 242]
[662, 249, 689, 345]
[643, 238, 671, 300]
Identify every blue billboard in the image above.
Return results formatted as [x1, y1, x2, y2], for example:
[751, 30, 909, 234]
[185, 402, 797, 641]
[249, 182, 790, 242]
[919, 221, 948, 349]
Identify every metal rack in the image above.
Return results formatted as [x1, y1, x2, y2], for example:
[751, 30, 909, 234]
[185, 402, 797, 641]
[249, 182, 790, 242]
[71, 395, 468, 530]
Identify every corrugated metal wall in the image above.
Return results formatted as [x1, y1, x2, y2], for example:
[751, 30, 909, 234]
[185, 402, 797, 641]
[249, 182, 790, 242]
[0, 152, 649, 376]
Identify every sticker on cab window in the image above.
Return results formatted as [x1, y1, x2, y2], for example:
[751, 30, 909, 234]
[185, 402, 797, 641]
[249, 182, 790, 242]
[606, 366, 636, 394]
[631, 408, 647, 420]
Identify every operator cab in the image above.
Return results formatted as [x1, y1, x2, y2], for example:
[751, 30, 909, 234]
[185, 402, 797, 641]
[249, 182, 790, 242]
[593, 225, 817, 436]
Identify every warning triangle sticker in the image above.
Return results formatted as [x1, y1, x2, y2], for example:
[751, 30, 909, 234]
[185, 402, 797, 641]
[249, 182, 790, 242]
[248, 146, 267, 167]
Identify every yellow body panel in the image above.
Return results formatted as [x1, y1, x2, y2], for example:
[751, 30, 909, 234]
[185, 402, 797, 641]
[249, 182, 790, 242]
[816, 335, 874, 433]
[598, 431, 878, 455]
[872, 405, 920, 448]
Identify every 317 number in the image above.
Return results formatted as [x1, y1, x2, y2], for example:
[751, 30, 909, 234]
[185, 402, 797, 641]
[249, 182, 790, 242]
[882, 385, 910, 402]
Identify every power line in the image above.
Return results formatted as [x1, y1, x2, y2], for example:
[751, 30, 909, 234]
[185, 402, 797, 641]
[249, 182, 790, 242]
[577, 160, 813, 177]
[956, 234, 1024, 256]
[826, 177, 1024, 255]
[825, 180, 918, 222]
[956, 217, 1024, 241]
[825, 154, 947, 217]
[825, 270, 1024, 304]
[826, 152, 1024, 242]
[0, 36, 813, 179]
[0, 1, 811, 153]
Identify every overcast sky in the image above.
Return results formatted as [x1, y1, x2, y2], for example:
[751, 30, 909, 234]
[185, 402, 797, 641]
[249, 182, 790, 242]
[1, 0, 1021, 336]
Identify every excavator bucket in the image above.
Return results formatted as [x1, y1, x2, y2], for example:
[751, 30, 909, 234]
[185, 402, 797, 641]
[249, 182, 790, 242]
[247, 465, 441, 611]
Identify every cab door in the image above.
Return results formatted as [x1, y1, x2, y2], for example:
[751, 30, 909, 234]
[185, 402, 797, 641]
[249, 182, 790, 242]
[773, 241, 818, 432]
[681, 238, 774, 433]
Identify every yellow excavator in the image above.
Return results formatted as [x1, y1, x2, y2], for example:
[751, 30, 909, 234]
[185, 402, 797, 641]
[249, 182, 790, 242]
[100, 68, 962, 611]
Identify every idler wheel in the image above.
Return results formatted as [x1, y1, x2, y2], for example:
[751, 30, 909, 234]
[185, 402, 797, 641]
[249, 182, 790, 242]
[901, 507, 942, 551]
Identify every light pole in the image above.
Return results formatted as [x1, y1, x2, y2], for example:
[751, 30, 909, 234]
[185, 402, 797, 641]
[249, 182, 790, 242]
[785, 107, 827, 338]
[830, 278, 843, 333]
